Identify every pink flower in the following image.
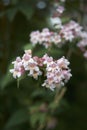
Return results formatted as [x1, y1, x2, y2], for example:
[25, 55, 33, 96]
[30, 31, 40, 45]
[57, 56, 70, 69]
[10, 57, 25, 78]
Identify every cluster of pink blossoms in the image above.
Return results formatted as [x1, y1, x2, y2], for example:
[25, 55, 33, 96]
[60, 20, 82, 42]
[30, 20, 82, 48]
[30, 28, 62, 48]
[10, 50, 72, 91]
[77, 31, 87, 58]
[42, 54, 72, 91]
[10, 50, 42, 80]
[30, 3, 82, 48]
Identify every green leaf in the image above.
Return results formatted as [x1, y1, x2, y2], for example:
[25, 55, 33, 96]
[33, 46, 47, 57]
[1, 63, 14, 89]
[31, 90, 45, 98]
[6, 8, 18, 22]
[19, 4, 34, 20]
[49, 48, 64, 58]
[30, 112, 46, 127]
[5, 109, 29, 129]
[23, 43, 33, 50]
[62, 17, 70, 24]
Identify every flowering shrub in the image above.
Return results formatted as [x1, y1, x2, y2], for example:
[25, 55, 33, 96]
[10, 0, 87, 87]
[8, 0, 87, 129]
[1, 0, 87, 130]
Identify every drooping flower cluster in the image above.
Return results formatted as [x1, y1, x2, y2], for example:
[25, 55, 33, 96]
[42, 54, 72, 91]
[10, 50, 71, 91]
[30, 28, 62, 48]
[10, 50, 42, 79]
[30, 20, 82, 48]
[77, 31, 87, 58]
[30, 28, 53, 48]
[60, 20, 82, 42]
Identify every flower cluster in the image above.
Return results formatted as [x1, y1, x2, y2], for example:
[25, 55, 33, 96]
[10, 50, 42, 79]
[60, 20, 82, 42]
[77, 31, 87, 58]
[30, 28, 62, 48]
[30, 0, 85, 50]
[10, 50, 71, 91]
[30, 20, 82, 48]
[42, 54, 72, 91]
[30, 4, 65, 48]
[30, 28, 53, 48]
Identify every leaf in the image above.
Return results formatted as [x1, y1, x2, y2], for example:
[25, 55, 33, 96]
[49, 48, 64, 58]
[31, 90, 45, 98]
[33, 46, 47, 57]
[5, 109, 29, 129]
[1, 63, 14, 89]
[23, 43, 33, 50]
[62, 17, 70, 23]
[30, 112, 46, 127]
[19, 4, 34, 20]
[6, 8, 18, 22]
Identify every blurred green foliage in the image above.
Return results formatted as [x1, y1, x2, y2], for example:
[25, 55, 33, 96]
[0, 0, 87, 130]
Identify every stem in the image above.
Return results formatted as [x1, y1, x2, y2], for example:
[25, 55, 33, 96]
[17, 79, 20, 88]
[54, 87, 67, 105]
[66, 49, 72, 60]
[50, 87, 67, 113]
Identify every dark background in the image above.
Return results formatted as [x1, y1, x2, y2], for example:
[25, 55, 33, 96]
[0, 0, 87, 130]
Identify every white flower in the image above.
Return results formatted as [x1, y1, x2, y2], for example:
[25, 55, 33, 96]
[50, 17, 63, 29]
[22, 50, 32, 68]
[57, 56, 70, 69]
[42, 54, 53, 65]
[10, 57, 25, 78]
[79, 31, 87, 39]
[52, 33, 62, 46]
[84, 51, 87, 58]
[77, 31, 87, 58]
[30, 31, 40, 45]
[23, 56, 42, 79]
[56, 6, 65, 14]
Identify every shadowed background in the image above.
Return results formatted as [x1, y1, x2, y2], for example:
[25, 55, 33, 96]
[0, 0, 87, 130]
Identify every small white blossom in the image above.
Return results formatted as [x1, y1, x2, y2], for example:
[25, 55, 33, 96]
[50, 17, 63, 29]
[23, 51, 42, 79]
[56, 6, 65, 14]
[30, 31, 40, 46]
[77, 31, 87, 58]
[57, 56, 70, 69]
[83, 51, 87, 58]
[10, 57, 25, 78]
